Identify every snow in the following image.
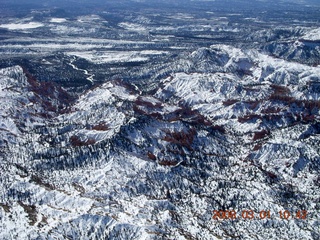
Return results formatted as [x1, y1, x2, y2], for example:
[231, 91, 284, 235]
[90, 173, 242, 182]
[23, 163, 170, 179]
[66, 51, 149, 64]
[50, 25, 95, 35]
[107, 85, 137, 101]
[68, 56, 94, 83]
[140, 50, 168, 55]
[0, 37, 152, 57]
[0, 22, 44, 30]
[66, 50, 167, 64]
[77, 15, 103, 23]
[118, 22, 148, 32]
[49, 18, 67, 23]
[302, 28, 320, 41]
[0, 30, 320, 239]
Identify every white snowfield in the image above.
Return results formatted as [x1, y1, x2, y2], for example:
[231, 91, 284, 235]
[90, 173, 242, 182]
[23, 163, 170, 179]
[0, 22, 44, 30]
[49, 18, 68, 23]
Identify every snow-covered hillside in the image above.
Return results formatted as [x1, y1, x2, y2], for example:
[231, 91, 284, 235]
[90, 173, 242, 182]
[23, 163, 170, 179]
[0, 42, 319, 239]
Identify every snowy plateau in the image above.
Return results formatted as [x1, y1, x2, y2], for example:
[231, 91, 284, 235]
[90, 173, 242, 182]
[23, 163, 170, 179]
[0, 0, 320, 239]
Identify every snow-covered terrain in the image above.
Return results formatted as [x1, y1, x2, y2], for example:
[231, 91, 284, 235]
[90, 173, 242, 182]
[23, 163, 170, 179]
[303, 28, 320, 41]
[49, 18, 68, 23]
[0, 22, 44, 30]
[1, 42, 319, 239]
[0, 1, 320, 239]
